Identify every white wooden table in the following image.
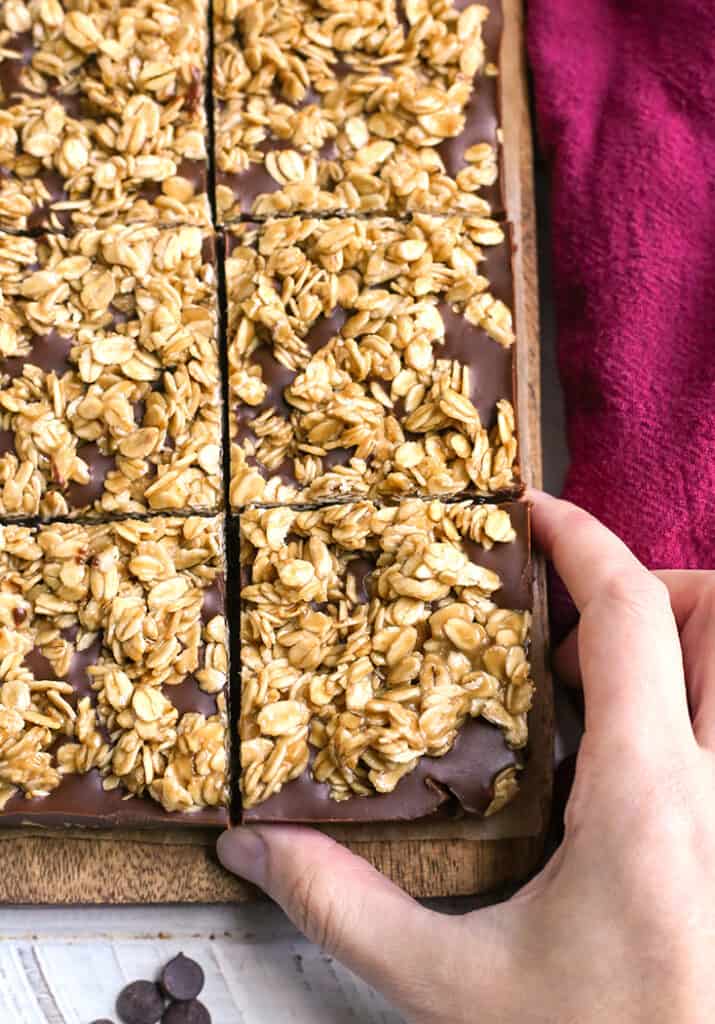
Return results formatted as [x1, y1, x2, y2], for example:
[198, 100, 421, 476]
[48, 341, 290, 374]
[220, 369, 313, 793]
[0, 905, 403, 1022]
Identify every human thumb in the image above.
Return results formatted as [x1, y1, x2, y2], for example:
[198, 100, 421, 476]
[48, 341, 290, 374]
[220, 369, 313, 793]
[217, 825, 455, 1017]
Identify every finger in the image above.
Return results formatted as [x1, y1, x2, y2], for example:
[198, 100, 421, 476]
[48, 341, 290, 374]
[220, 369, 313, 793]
[556, 571, 715, 748]
[217, 825, 467, 1016]
[655, 570, 715, 628]
[657, 571, 715, 749]
[529, 490, 693, 750]
[557, 574, 715, 688]
[529, 489, 659, 612]
[553, 627, 580, 687]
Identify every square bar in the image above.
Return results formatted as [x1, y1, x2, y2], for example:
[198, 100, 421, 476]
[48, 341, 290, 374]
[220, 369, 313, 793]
[214, 0, 503, 222]
[0, 0, 211, 233]
[239, 499, 532, 823]
[0, 514, 228, 827]
[0, 223, 222, 519]
[228, 214, 519, 510]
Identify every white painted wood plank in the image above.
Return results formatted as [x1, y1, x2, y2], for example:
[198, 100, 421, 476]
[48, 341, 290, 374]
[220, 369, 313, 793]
[0, 904, 409, 1022]
[0, 935, 403, 1022]
[0, 947, 49, 1023]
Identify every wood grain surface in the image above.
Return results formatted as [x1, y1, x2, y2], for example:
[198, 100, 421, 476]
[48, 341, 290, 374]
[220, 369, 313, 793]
[0, 0, 552, 904]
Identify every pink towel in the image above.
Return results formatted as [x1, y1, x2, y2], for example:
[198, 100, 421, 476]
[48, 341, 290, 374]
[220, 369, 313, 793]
[527, 0, 715, 638]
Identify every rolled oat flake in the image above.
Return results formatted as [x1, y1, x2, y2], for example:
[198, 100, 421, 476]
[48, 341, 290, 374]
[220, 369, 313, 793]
[116, 980, 165, 1024]
[160, 953, 205, 1002]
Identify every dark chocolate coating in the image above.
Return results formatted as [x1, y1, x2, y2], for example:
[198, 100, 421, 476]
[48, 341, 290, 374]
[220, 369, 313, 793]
[24, 634, 102, 701]
[465, 499, 531, 611]
[347, 556, 375, 603]
[244, 718, 522, 823]
[438, 304, 512, 429]
[167, 675, 220, 718]
[437, 72, 498, 174]
[140, 158, 207, 207]
[0, 327, 120, 504]
[0, 763, 227, 830]
[1, 33, 85, 113]
[482, 227, 515, 310]
[0, 33, 35, 100]
[200, 578, 224, 624]
[437, 0, 505, 215]
[242, 501, 532, 824]
[168, 577, 226, 717]
[0, 429, 15, 455]
[1, 330, 73, 380]
[65, 444, 118, 508]
[304, 306, 348, 352]
[219, 138, 337, 216]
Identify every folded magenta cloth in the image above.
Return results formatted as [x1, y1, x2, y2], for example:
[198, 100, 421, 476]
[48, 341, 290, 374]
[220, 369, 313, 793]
[527, 1, 715, 637]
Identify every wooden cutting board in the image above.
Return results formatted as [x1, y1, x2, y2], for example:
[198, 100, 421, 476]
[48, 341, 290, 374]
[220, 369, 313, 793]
[0, 0, 552, 903]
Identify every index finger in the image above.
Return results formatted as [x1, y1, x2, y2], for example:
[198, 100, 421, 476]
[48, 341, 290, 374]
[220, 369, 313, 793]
[528, 490, 693, 751]
[528, 489, 649, 613]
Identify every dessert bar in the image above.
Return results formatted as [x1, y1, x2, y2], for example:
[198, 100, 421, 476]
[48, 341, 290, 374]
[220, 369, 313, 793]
[0, 223, 222, 518]
[214, 0, 503, 222]
[228, 214, 518, 509]
[0, 514, 228, 826]
[239, 499, 532, 822]
[0, 0, 211, 233]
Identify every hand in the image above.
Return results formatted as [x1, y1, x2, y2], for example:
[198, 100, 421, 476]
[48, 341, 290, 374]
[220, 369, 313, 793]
[218, 491, 715, 1024]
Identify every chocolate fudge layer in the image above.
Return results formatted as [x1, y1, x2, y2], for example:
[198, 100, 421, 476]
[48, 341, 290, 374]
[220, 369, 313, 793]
[0, 0, 211, 233]
[239, 499, 533, 822]
[227, 215, 519, 509]
[0, 225, 222, 519]
[0, 515, 228, 826]
[214, 0, 503, 222]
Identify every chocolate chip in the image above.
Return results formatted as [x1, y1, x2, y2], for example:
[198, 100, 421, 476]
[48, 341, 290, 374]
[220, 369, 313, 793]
[116, 981, 165, 1024]
[160, 953, 205, 1002]
[161, 1001, 211, 1024]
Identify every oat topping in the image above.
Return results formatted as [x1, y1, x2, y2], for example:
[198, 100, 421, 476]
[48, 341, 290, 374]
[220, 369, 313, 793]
[228, 214, 518, 509]
[214, 0, 501, 221]
[0, 223, 222, 518]
[0, 514, 228, 814]
[239, 499, 532, 809]
[0, 0, 210, 233]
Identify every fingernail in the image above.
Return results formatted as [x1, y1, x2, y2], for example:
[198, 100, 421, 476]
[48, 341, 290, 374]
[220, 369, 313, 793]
[217, 827, 268, 888]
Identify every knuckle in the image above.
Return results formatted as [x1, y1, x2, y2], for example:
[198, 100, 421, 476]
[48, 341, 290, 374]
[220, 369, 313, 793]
[598, 570, 671, 619]
[643, 573, 674, 611]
